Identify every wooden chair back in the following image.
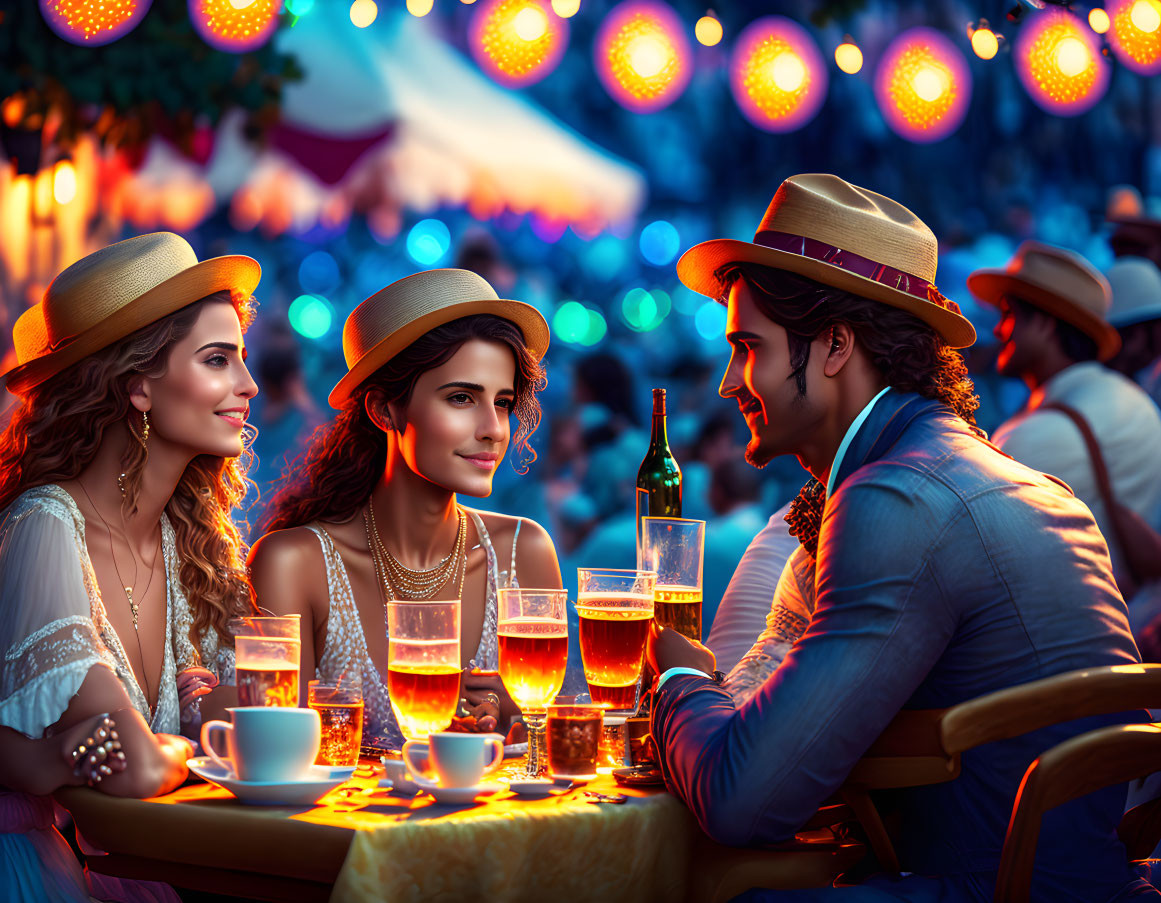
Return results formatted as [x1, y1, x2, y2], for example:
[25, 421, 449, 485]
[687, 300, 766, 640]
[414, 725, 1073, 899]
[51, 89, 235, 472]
[994, 722, 1161, 903]
[842, 664, 1161, 875]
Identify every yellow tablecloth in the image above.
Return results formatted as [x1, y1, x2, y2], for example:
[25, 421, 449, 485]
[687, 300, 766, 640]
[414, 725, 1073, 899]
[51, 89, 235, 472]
[331, 774, 694, 903]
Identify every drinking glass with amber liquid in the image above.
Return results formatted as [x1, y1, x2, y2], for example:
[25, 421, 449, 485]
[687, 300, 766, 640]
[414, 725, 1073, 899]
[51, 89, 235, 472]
[576, 568, 657, 715]
[308, 678, 364, 766]
[232, 616, 302, 707]
[641, 517, 706, 642]
[386, 600, 461, 741]
[498, 588, 569, 777]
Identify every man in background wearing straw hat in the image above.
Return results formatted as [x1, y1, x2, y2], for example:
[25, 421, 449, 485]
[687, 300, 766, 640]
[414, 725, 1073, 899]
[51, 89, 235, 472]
[974, 242, 1161, 600]
[1105, 256, 1161, 411]
[644, 174, 1151, 901]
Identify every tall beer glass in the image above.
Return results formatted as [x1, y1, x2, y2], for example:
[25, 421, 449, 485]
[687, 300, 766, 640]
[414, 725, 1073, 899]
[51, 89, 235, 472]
[642, 517, 706, 642]
[386, 600, 461, 741]
[498, 588, 569, 777]
[576, 568, 656, 715]
[232, 615, 301, 707]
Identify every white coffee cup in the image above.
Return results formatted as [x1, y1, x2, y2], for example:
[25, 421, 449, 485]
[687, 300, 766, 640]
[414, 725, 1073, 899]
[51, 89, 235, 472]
[402, 732, 504, 789]
[201, 706, 321, 783]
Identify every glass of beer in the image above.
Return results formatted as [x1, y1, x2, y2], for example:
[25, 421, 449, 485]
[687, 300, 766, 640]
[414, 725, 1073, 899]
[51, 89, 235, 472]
[386, 600, 461, 741]
[576, 568, 657, 714]
[641, 517, 706, 642]
[498, 588, 569, 777]
[308, 678, 364, 766]
[546, 704, 603, 781]
[232, 616, 301, 707]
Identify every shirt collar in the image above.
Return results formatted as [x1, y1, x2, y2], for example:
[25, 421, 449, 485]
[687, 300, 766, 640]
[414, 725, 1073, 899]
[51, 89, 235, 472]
[826, 386, 891, 499]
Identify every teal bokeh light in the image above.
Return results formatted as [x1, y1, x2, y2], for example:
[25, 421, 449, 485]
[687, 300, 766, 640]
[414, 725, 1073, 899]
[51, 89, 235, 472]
[289, 294, 334, 340]
[694, 300, 727, 340]
[407, 219, 451, 266]
[622, 287, 671, 331]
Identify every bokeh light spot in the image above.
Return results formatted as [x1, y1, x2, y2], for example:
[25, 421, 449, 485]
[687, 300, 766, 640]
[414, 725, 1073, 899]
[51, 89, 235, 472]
[407, 219, 452, 265]
[695, 300, 726, 340]
[875, 27, 971, 143]
[1108, 0, 1161, 73]
[730, 16, 827, 133]
[289, 294, 334, 339]
[350, 0, 376, 26]
[695, 15, 722, 47]
[472, 0, 568, 86]
[971, 27, 999, 60]
[834, 41, 863, 74]
[189, 0, 281, 51]
[39, 0, 151, 46]
[1016, 10, 1108, 114]
[1090, 7, 1111, 33]
[639, 220, 680, 266]
[298, 250, 340, 294]
[595, 1, 692, 113]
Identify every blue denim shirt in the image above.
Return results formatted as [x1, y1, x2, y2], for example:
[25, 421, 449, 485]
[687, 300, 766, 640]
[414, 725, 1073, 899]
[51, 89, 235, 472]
[652, 391, 1144, 902]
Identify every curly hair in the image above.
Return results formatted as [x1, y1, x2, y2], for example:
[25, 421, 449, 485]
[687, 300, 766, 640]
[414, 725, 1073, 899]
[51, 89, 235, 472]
[0, 291, 257, 650]
[261, 314, 547, 534]
[717, 263, 980, 425]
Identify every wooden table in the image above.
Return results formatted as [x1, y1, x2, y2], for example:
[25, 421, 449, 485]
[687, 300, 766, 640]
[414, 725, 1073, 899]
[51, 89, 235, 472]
[57, 757, 866, 903]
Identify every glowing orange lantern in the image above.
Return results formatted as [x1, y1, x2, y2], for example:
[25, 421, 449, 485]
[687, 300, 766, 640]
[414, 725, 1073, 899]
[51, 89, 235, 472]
[189, 0, 282, 53]
[730, 16, 827, 132]
[1108, 0, 1161, 74]
[39, 0, 152, 46]
[470, 0, 568, 87]
[1015, 9, 1108, 115]
[595, 1, 692, 113]
[874, 27, 970, 143]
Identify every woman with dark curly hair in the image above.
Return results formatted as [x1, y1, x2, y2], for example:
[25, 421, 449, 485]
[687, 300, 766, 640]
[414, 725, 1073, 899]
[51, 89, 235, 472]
[250, 269, 561, 750]
[0, 233, 260, 902]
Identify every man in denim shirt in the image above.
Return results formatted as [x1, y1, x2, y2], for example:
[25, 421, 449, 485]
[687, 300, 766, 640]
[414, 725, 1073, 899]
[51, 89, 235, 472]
[648, 174, 1153, 901]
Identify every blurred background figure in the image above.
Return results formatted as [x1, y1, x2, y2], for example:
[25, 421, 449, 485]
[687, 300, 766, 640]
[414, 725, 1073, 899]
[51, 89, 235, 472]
[1105, 256, 1161, 411]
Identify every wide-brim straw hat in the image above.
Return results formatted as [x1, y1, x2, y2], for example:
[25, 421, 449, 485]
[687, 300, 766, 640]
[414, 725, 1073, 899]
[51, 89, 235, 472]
[1106, 256, 1161, 328]
[967, 240, 1120, 361]
[329, 268, 550, 408]
[676, 173, 977, 348]
[3, 232, 260, 397]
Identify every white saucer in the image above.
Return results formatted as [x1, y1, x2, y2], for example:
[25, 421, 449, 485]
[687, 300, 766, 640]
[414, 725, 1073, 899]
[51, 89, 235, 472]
[187, 757, 355, 806]
[423, 781, 504, 804]
[505, 778, 572, 798]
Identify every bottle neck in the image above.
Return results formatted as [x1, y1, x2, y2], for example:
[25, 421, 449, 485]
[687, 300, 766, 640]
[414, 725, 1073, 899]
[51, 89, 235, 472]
[649, 407, 669, 450]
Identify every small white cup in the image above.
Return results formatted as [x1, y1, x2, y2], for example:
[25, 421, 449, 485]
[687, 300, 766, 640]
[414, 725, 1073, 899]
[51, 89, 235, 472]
[402, 732, 504, 789]
[201, 706, 321, 783]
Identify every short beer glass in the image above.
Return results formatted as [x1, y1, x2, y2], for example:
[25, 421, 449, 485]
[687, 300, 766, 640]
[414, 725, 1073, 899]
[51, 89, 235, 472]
[497, 588, 569, 777]
[308, 678, 364, 766]
[232, 616, 301, 708]
[576, 568, 657, 714]
[546, 704, 603, 781]
[642, 517, 706, 642]
[386, 600, 461, 741]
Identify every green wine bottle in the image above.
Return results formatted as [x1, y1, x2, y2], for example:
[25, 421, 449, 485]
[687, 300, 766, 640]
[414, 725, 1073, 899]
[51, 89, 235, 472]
[636, 387, 682, 566]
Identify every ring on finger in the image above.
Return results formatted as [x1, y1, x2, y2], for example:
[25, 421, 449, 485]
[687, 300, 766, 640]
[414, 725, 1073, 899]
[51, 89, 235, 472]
[483, 692, 500, 709]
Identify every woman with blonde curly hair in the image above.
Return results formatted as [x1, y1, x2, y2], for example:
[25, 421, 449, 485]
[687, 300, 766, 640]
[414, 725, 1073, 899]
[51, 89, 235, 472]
[0, 232, 260, 902]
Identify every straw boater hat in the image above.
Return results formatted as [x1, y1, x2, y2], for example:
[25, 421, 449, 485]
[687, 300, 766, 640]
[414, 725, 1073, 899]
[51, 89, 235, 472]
[676, 173, 977, 348]
[1106, 256, 1161, 328]
[967, 240, 1120, 361]
[3, 232, 260, 397]
[329, 268, 550, 408]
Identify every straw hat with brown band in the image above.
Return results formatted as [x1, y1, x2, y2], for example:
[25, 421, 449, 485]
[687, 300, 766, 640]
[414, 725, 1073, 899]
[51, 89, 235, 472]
[3, 232, 261, 398]
[329, 268, 550, 409]
[676, 172, 977, 349]
[967, 240, 1120, 361]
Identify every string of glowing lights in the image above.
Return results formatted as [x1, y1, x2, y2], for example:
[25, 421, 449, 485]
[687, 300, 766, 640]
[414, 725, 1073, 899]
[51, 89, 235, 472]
[189, 0, 282, 52]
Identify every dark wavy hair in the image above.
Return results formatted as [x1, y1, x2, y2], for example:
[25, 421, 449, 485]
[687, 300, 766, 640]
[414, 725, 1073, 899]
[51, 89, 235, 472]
[0, 291, 258, 648]
[717, 263, 980, 425]
[260, 314, 547, 533]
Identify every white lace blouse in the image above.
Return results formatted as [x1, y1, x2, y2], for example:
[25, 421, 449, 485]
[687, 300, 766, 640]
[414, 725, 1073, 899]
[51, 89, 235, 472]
[0, 485, 234, 740]
[306, 509, 519, 750]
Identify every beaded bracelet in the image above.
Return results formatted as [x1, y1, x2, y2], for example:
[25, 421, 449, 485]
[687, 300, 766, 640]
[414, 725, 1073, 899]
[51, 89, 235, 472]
[69, 714, 126, 787]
